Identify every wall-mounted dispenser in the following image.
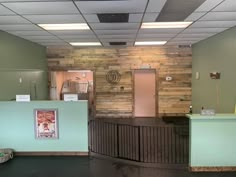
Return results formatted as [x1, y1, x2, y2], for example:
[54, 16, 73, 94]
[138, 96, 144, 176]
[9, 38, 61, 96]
[210, 72, 220, 79]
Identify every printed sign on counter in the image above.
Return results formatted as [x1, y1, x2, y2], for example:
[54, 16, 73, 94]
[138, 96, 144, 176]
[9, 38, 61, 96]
[63, 94, 78, 101]
[16, 95, 31, 102]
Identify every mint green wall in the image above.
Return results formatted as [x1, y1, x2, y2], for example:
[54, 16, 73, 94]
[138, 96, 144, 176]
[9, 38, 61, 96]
[192, 27, 236, 113]
[0, 101, 88, 152]
[0, 31, 48, 100]
[188, 114, 236, 167]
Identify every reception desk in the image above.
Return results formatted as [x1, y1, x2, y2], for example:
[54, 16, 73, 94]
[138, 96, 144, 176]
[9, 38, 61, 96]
[0, 101, 88, 156]
[187, 114, 236, 171]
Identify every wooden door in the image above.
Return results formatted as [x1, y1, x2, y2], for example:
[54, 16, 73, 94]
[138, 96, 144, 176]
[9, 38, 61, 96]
[134, 69, 156, 117]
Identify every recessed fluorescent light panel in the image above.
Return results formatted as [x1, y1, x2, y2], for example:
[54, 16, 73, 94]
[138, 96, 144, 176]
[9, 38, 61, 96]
[70, 42, 101, 46]
[135, 41, 167, 46]
[141, 22, 192, 29]
[38, 23, 90, 30]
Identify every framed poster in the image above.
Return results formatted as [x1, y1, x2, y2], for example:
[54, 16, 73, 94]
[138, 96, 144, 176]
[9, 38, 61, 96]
[34, 109, 59, 139]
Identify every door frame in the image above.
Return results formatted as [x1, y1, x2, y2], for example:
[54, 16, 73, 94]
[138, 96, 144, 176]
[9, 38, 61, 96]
[132, 69, 158, 118]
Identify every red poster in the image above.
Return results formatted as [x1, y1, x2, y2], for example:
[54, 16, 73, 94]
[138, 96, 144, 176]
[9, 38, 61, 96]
[35, 109, 58, 139]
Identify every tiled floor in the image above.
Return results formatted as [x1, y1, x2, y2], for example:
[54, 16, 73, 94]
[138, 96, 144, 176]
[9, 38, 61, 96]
[0, 156, 236, 177]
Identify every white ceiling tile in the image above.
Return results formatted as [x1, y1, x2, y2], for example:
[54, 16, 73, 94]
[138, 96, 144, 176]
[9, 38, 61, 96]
[65, 39, 100, 43]
[22, 35, 59, 40]
[136, 38, 171, 42]
[83, 14, 99, 23]
[146, 0, 167, 12]
[166, 41, 198, 45]
[76, 0, 148, 13]
[2, 2, 80, 15]
[137, 33, 176, 38]
[49, 30, 94, 35]
[138, 28, 183, 34]
[183, 28, 227, 33]
[29, 39, 64, 43]
[195, 0, 224, 12]
[90, 23, 140, 30]
[0, 0, 72, 2]
[97, 34, 136, 39]
[0, 24, 42, 31]
[129, 14, 143, 22]
[213, 0, 236, 12]
[185, 12, 206, 21]
[94, 29, 138, 35]
[58, 35, 97, 40]
[199, 12, 236, 21]
[170, 38, 203, 41]
[39, 42, 70, 47]
[23, 14, 85, 24]
[143, 13, 159, 22]
[189, 21, 236, 28]
[176, 33, 215, 38]
[7, 30, 52, 36]
[0, 4, 15, 15]
[0, 15, 30, 24]
[135, 38, 170, 41]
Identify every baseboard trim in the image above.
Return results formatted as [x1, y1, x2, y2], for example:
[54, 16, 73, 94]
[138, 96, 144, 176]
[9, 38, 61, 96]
[190, 166, 236, 172]
[15, 151, 89, 156]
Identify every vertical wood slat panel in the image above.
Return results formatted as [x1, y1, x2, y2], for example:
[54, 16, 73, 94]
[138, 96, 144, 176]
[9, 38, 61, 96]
[89, 120, 189, 164]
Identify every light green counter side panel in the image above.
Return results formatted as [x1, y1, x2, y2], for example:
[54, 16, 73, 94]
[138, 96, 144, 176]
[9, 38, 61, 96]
[188, 114, 236, 167]
[0, 101, 88, 152]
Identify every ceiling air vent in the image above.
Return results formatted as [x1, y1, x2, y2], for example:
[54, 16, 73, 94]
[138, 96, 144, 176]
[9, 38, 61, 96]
[178, 44, 191, 48]
[156, 0, 206, 22]
[109, 42, 127, 46]
[97, 13, 129, 23]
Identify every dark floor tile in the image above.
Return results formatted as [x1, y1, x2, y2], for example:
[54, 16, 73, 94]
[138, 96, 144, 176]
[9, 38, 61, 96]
[0, 156, 236, 177]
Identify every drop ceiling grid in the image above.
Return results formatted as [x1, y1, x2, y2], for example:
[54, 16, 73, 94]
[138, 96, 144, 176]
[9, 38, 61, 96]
[0, 4, 15, 15]
[0, 15, 30, 24]
[74, 0, 148, 14]
[7, 30, 52, 36]
[97, 34, 136, 39]
[167, 0, 234, 43]
[199, 12, 236, 21]
[0, 0, 234, 47]
[58, 34, 97, 40]
[1, 1, 81, 15]
[212, 0, 236, 12]
[22, 14, 86, 24]
[0, 1, 84, 46]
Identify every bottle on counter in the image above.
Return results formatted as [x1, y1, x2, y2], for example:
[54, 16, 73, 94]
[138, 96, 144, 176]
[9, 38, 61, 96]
[189, 105, 193, 114]
[201, 106, 204, 115]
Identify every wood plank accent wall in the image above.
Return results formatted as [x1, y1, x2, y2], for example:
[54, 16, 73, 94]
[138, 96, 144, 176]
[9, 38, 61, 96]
[47, 46, 192, 118]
